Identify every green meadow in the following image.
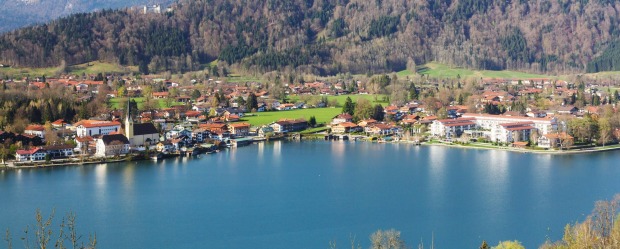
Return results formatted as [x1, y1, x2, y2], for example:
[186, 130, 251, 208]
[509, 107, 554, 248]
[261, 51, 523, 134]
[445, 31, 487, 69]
[241, 108, 341, 126]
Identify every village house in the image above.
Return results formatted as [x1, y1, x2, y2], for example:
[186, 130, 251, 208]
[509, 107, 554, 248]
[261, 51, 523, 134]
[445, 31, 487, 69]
[191, 128, 211, 143]
[42, 144, 74, 158]
[156, 141, 175, 152]
[24, 125, 46, 140]
[228, 123, 251, 137]
[331, 122, 361, 134]
[95, 134, 130, 157]
[357, 119, 377, 128]
[332, 113, 353, 125]
[75, 136, 95, 154]
[538, 132, 574, 149]
[257, 126, 275, 137]
[15, 148, 47, 162]
[271, 119, 308, 133]
[366, 123, 397, 136]
[165, 126, 192, 140]
[556, 106, 579, 115]
[152, 92, 169, 99]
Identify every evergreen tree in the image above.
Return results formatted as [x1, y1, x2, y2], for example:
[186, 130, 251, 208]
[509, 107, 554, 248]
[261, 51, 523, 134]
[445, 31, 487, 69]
[342, 96, 355, 115]
[372, 104, 385, 121]
[246, 93, 258, 111]
[308, 116, 317, 127]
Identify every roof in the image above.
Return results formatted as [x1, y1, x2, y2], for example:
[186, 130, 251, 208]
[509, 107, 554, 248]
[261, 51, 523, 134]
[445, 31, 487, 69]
[435, 118, 476, 127]
[134, 123, 159, 136]
[335, 113, 353, 119]
[75, 120, 121, 128]
[335, 122, 358, 128]
[16, 148, 45, 155]
[25, 125, 45, 131]
[75, 136, 94, 142]
[229, 122, 251, 128]
[461, 113, 554, 122]
[101, 134, 130, 145]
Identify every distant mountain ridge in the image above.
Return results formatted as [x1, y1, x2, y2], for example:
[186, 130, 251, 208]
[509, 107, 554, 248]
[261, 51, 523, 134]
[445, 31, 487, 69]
[0, 0, 172, 33]
[2, 0, 620, 75]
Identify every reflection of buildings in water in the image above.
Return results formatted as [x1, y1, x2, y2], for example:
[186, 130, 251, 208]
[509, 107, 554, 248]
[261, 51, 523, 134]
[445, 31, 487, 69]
[272, 141, 282, 166]
[330, 141, 346, 167]
[257, 141, 265, 163]
[94, 164, 108, 207]
[122, 164, 135, 190]
[487, 150, 509, 187]
[531, 154, 552, 206]
[427, 146, 447, 203]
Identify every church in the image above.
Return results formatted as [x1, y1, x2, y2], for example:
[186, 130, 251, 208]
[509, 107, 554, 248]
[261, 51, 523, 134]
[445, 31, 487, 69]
[124, 99, 160, 147]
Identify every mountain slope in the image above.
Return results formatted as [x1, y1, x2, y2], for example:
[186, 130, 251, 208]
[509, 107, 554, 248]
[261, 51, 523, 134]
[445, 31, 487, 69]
[1, 0, 620, 75]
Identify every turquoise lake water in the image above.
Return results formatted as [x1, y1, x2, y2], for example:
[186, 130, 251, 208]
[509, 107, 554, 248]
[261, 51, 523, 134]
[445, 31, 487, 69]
[1, 140, 619, 248]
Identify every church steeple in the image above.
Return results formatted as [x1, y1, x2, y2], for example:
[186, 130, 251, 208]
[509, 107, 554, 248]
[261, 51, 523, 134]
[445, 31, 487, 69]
[125, 97, 134, 140]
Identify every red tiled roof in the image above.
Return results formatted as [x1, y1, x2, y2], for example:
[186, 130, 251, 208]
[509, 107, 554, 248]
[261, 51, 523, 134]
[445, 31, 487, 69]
[74, 120, 121, 128]
[25, 125, 45, 131]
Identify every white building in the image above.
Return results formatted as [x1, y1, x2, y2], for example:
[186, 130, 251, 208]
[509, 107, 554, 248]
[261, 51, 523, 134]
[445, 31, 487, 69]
[95, 134, 130, 157]
[75, 120, 121, 137]
[24, 125, 45, 140]
[493, 122, 535, 143]
[461, 113, 557, 136]
[15, 148, 47, 162]
[430, 118, 477, 138]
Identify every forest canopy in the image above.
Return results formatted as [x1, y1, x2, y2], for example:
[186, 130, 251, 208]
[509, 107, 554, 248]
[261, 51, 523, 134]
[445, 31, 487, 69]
[2, 0, 620, 75]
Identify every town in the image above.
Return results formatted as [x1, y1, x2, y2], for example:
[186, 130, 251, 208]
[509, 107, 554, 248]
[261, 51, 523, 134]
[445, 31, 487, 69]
[1, 72, 620, 167]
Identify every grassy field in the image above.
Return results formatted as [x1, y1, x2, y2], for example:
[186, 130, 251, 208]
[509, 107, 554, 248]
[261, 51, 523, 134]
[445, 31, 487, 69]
[68, 61, 136, 75]
[241, 108, 342, 126]
[109, 97, 182, 109]
[225, 74, 263, 83]
[289, 94, 389, 106]
[0, 66, 59, 77]
[0, 61, 137, 77]
[397, 62, 552, 79]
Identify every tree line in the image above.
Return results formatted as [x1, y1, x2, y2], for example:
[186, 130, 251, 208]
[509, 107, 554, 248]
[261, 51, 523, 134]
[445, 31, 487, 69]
[3, 0, 620, 75]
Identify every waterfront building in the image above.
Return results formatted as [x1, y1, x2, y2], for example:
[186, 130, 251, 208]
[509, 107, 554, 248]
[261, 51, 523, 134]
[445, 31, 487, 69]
[430, 118, 477, 139]
[42, 144, 74, 158]
[494, 122, 535, 143]
[271, 119, 308, 133]
[228, 123, 251, 137]
[538, 132, 574, 148]
[461, 113, 557, 136]
[331, 122, 361, 134]
[124, 98, 160, 147]
[15, 148, 47, 162]
[95, 134, 130, 157]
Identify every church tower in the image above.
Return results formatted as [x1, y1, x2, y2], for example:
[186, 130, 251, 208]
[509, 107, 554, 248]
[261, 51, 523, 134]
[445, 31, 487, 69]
[125, 98, 134, 143]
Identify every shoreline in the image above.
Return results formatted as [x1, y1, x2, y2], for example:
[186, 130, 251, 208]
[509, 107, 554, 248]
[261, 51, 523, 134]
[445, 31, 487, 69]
[418, 141, 620, 155]
[3, 138, 620, 170]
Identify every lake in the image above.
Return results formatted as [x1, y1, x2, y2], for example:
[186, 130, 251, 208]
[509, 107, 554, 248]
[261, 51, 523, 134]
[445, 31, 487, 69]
[1, 141, 619, 248]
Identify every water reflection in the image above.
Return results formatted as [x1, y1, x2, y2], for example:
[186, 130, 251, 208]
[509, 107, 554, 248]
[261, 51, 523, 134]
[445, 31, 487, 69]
[427, 146, 447, 207]
[94, 164, 108, 208]
[330, 141, 346, 167]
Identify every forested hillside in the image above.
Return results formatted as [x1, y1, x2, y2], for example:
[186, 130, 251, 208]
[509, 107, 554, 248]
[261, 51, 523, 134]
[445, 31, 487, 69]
[2, 0, 620, 75]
